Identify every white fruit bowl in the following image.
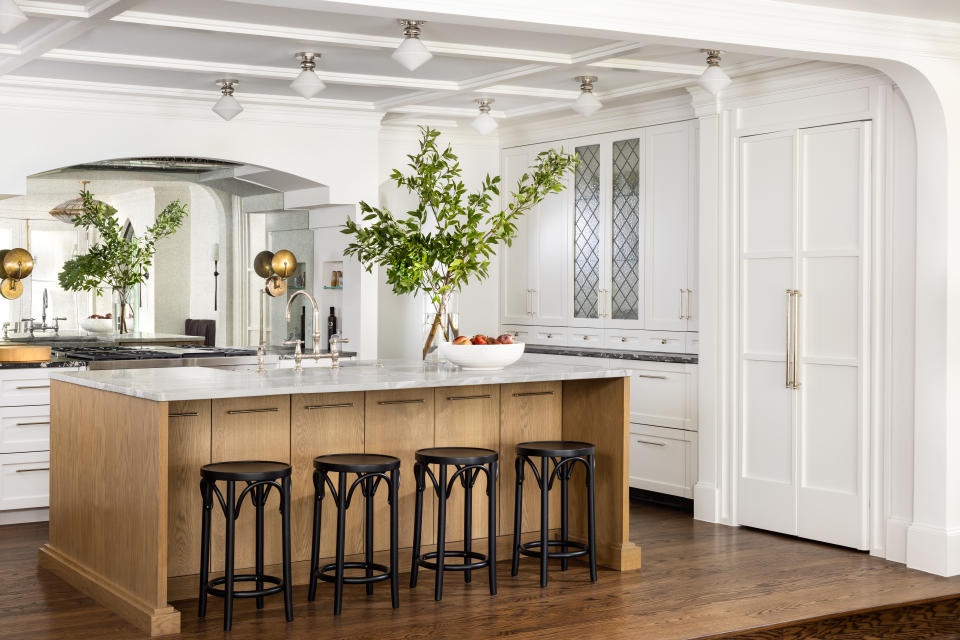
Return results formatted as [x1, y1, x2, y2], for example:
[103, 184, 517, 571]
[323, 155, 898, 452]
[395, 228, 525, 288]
[440, 342, 525, 370]
[80, 318, 114, 334]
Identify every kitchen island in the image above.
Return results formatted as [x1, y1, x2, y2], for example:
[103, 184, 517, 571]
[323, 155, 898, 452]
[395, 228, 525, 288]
[40, 360, 638, 636]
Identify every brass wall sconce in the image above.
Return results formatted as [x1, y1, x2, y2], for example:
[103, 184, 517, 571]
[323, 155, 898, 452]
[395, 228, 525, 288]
[0, 248, 34, 300]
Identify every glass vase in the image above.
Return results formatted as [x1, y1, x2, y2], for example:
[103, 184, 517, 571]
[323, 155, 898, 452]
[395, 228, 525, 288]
[112, 288, 134, 335]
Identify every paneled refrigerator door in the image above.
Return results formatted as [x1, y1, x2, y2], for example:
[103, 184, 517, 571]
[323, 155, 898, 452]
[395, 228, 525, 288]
[737, 130, 799, 538]
[607, 135, 644, 329]
[500, 147, 536, 325]
[795, 121, 869, 550]
[570, 141, 609, 328]
[644, 121, 695, 332]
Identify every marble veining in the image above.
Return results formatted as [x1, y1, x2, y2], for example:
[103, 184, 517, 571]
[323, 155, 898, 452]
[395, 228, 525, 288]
[524, 344, 698, 364]
[50, 359, 631, 402]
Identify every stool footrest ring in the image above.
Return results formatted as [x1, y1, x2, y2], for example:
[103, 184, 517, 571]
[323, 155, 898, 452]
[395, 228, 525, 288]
[316, 561, 392, 585]
[518, 539, 589, 560]
[416, 549, 490, 572]
[206, 574, 284, 599]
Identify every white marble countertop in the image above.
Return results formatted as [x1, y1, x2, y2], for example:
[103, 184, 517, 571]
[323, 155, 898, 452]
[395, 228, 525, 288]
[50, 359, 631, 402]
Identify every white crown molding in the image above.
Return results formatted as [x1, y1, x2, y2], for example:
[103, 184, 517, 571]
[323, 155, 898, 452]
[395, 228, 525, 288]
[19, 1, 91, 18]
[0, 75, 386, 127]
[41, 49, 461, 91]
[588, 57, 702, 76]
[111, 11, 575, 64]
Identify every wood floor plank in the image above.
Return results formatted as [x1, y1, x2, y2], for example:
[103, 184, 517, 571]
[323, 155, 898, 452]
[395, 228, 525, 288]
[4, 503, 960, 639]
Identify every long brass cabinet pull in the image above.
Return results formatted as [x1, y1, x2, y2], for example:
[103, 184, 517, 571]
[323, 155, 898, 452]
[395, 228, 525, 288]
[168, 411, 199, 418]
[785, 289, 794, 388]
[792, 290, 801, 389]
[305, 403, 354, 410]
[785, 289, 802, 389]
[447, 394, 492, 401]
[512, 391, 555, 397]
[378, 399, 425, 405]
[634, 374, 668, 380]
[15, 420, 50, 426]
[16, 385, 49, 390]
[226, 407, 279, 415]
[16, 467, 49, 472]
[636, 439, 666, 447]
[680, 288, 685, 319]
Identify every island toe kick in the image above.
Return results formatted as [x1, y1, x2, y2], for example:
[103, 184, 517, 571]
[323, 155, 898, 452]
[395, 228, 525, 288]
[41, 366, 639, 636]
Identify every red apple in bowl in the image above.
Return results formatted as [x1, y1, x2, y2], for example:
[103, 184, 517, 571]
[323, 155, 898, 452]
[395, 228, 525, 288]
[471, 334, 488, 345]
[497, 334, 514, 344]
[452, 335, 470, 345]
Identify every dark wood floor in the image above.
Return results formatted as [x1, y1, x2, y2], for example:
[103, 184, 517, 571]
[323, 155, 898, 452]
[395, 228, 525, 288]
[3, 502, 960, 639]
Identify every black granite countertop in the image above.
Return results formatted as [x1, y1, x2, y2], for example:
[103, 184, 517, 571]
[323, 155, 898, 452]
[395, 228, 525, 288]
[0, 357, 86, 369]
[524, 344, 698, 364]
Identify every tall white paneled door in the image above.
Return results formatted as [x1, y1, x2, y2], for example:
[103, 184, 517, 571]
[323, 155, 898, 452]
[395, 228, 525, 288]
[737, 121, 870, 550]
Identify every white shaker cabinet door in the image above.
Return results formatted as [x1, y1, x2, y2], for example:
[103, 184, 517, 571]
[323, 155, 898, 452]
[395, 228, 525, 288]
[500, 148, 535, 325]
[644, 121, 695, 331]
[795, 121, 869, 551]
[737, 130, 799, 538]
[530, 146, 570, 324]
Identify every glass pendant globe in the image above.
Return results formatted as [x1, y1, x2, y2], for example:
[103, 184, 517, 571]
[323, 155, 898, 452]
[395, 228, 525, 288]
[471, 112, 498, 136]
[290, 68, 326, 99]
[0, 0, 27, 34]
[392, 36, 432, 71]
[571, 90, 602, 117]
[212, 94, 243, 121]
[698, 64, 731, 95]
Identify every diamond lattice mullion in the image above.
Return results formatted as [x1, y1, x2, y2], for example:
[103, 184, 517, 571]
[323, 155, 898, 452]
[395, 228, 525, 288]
[573, 144, 601, 319]
[611, 138, 640, 321]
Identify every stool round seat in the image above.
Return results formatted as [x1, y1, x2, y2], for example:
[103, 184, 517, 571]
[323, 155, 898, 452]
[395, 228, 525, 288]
[515, 441, 595, 458]
[415, 447, 498, 465]
[313, 453, 400, 473]
[200, 461, 291, 482]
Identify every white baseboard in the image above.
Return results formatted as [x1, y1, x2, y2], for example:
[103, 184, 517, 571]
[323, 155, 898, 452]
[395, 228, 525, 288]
[693, 481, 720, 523]
[906, 522, 960, 576]
[883, 517, 911, 563]
[0, 507, 48, 525]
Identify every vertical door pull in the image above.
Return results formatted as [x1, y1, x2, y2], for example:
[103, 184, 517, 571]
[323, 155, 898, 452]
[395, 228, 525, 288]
[792, 290, 802, 389]
[785, 289, 794, 388]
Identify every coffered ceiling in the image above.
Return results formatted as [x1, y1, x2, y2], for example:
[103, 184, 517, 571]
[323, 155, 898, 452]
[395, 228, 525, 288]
[0, 0, 803, 123]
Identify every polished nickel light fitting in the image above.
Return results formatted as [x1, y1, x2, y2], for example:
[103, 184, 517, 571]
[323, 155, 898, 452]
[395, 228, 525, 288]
[572, 75, 602, 117]
[471, 97, 497, 135]
[212, 79, 243, 121]
[291, 52, 326, 99]
[392, 19, 432, 71]
[698, 49, 732, 96]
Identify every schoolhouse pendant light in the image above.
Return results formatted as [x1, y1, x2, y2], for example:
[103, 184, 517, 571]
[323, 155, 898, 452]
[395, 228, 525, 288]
[212, 79, 243, 121]
[698, 49, 731, 96]
[392, 19, 432, 71]
[290, 52, 326, 99]
[471, 97, 497, 135]
[0, 0, 27, 35]
[571, 76, 602, 117]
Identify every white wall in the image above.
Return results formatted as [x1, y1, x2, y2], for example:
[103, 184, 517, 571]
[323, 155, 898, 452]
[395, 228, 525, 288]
[376, 125, 501, 359]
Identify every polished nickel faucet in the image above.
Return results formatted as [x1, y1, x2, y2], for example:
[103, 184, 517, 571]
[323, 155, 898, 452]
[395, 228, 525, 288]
[283, 290, 349, 372]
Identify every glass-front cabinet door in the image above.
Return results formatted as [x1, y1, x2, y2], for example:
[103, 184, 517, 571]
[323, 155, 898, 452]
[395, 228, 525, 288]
[608, 136, 642, 327]
[572, 141, 607, 327]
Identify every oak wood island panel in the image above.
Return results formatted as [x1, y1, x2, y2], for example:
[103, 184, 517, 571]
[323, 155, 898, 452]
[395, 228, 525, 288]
[41, 362, 638, 636]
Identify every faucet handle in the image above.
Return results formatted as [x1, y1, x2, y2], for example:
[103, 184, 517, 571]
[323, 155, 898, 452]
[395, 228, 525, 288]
[283, 339, 304, 373]
[329, 334, 349, 345]
[282, 339, 304, 353]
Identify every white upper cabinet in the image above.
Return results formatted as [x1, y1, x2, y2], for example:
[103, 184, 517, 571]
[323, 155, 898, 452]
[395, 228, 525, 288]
[644, 121, 698, 331]
[500, 120, 698, 343]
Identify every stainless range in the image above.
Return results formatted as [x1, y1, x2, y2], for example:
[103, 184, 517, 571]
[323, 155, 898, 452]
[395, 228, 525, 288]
[50, 345, 261, 370]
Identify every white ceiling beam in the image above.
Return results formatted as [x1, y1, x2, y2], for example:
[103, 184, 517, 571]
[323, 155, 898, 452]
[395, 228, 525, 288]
[18, 1, 91, 18]
[0, 0, 143, 75]
[41, 49, 461, 90]
[111, 11, 575, 64]
[482, 84, 578, 100]
[588, 57, 704, 75]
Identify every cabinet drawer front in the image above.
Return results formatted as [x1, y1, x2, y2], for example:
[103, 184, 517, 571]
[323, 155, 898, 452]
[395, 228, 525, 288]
[0, 371, 56, 406]
[0, 405, 51, 453]
[686, 334, 699, 354]
[626, 365, 693, 429]
[631, 331, 686, 353]
[569, 328, 603, 346]
[629, 432, 690, 498]
[0, 451, 50, 511]
[529, 327, 568, 346]
[500, 325, 532, 342]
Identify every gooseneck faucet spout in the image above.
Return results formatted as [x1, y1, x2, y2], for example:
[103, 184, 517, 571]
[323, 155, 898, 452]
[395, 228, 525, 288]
[285, 290, 322, 355]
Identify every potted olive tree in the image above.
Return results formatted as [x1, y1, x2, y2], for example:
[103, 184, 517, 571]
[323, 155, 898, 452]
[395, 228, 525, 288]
[58, 190, 188, 333]
[342, 126, 577, 359]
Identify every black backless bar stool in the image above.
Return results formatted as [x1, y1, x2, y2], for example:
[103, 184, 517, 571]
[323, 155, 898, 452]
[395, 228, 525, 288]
[307, 453, 401, 615]
[410, 447, 499, 600]
[511, 441, 597, 587]
[198, 461, 293, 631]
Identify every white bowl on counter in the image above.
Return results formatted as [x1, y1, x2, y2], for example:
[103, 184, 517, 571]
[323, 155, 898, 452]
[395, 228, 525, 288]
[440, 342, 525, 370]
[80, 317, 114, 334]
